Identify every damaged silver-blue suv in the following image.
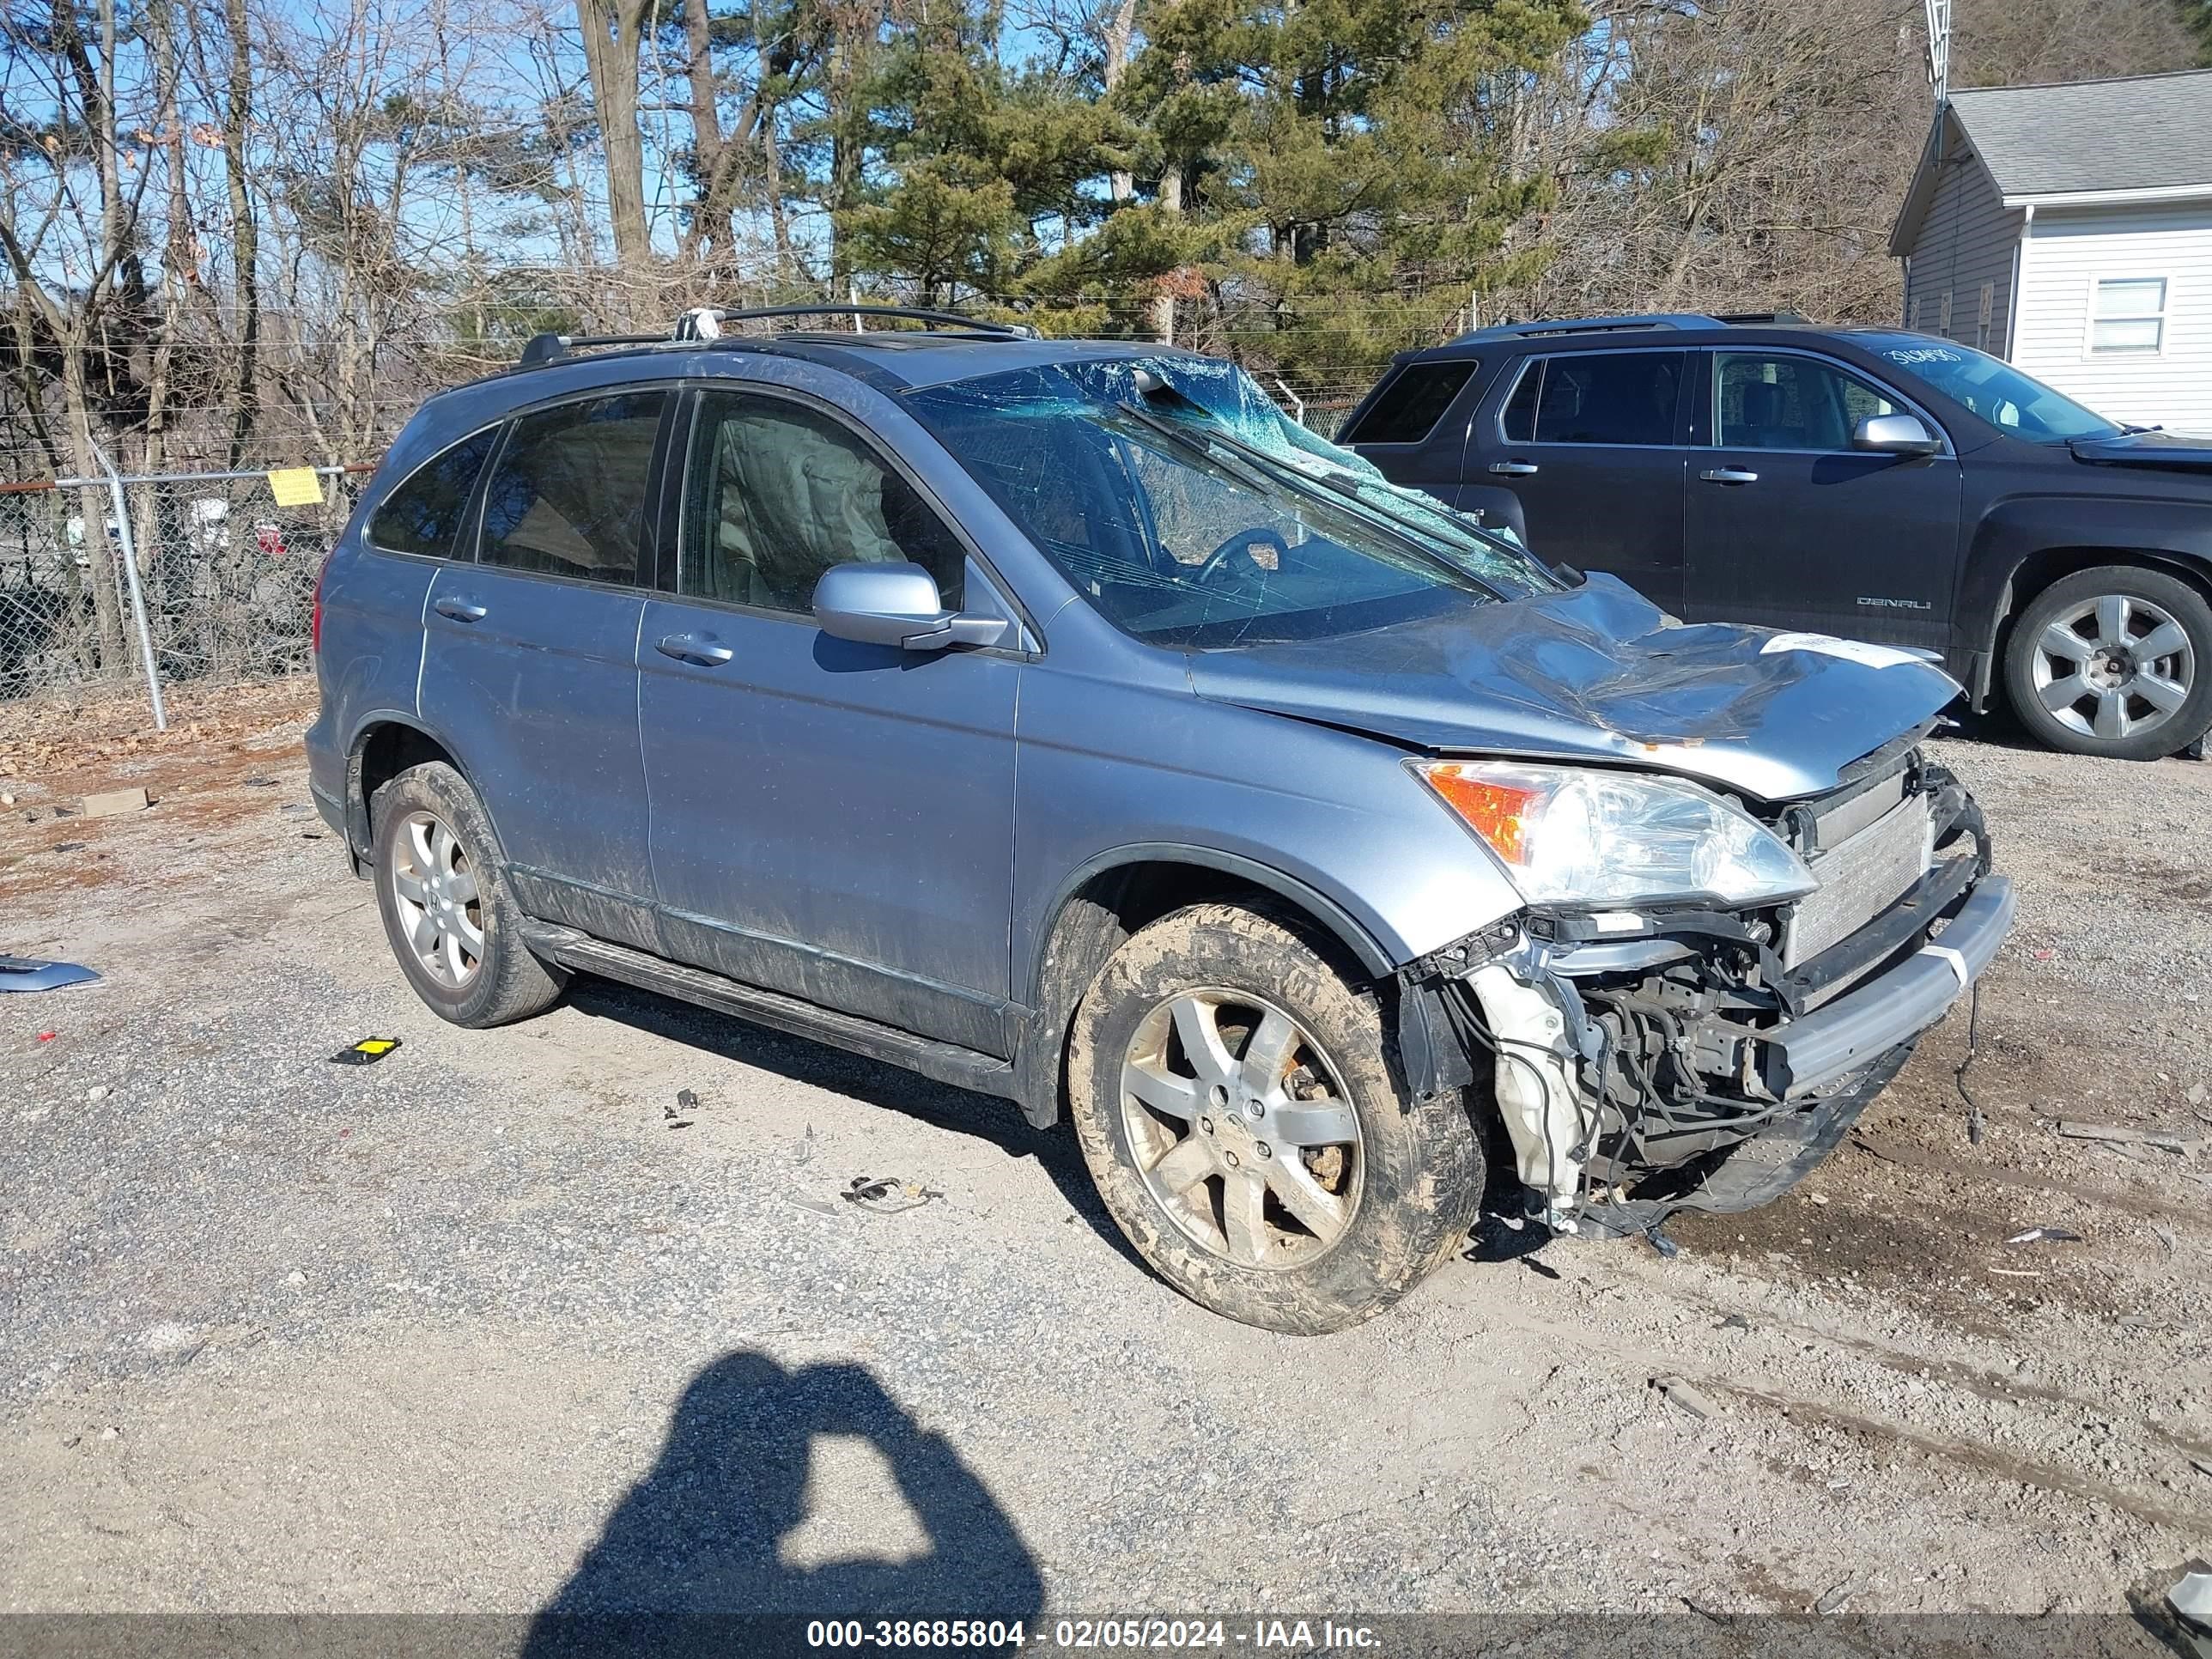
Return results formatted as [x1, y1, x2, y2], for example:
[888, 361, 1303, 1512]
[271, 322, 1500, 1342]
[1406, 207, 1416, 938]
[307, 305, 2014, 1333]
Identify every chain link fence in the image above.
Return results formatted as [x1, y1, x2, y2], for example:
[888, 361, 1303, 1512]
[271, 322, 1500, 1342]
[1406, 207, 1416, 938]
[0, 464, 369, 723]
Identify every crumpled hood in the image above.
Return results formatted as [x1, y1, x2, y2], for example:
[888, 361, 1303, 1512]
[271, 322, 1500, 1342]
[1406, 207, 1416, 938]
[1184, 573, 1961, 802]
[2069, 431, 2212, 472]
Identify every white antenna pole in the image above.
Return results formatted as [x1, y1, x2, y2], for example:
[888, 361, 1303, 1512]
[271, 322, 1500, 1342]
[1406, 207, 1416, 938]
[1924, 0, 1951, 103]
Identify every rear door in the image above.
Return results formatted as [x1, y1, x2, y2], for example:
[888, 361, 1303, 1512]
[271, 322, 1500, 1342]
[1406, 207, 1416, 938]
[1479, 349, 1690, 613]
[419, 388, 671, 949]
[636, 385, 1021, 1056]
[1682, 348, 1961, 647]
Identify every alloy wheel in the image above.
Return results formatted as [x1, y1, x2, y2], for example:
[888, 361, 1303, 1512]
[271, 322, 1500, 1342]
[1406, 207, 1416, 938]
[2030, 592, 2196, 744]
[388, 809, 484, 988]
[1119, 988, 1364, 1269]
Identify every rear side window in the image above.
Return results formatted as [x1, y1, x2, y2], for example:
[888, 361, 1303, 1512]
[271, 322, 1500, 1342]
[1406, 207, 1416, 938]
[477, 392, 669, 585]
[1500, 352, 1686, 447]
[365, 428, 499, 557]
[1342, 362, 1475, 445]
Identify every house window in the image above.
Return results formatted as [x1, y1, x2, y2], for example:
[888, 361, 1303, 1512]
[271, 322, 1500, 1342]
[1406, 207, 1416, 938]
[1977, 283, 1994, 350]
[1939, 290, 1953, 337]
[2090, 277, 2166, 352]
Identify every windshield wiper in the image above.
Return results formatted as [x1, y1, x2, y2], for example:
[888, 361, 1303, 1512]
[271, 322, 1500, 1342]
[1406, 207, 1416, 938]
[1109, 398, 1517, 601]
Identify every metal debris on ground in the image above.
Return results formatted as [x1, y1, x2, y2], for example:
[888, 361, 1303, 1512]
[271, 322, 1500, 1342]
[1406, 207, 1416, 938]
[1652, 1375, 1719, 1420]
[1718, 1313, 1752, 1333]
[2171, 1570, 2212, 1628]
[0, 956, 100, 994]
[663, 1088, 700, 1130]
[2004, 1225, 2082, 1246]
[842, 1174, 945, 1216]
[242, 776, 279, 788]
[1644, 1225, 1680, 1260]
[326, 1036, 401, 1067]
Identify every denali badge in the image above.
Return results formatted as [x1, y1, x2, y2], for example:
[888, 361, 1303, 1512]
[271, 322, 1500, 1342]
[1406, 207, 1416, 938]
[1857, 595, 1934, 610]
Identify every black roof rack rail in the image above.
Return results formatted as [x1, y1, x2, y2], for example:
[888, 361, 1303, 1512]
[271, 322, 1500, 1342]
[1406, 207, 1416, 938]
[675, 303, 1036, 340]
[516, 331, 665, 368]
[514, 302, 1036, 369]
[1713, 310, 1811, 325]
[1451, 313, 1723, 343]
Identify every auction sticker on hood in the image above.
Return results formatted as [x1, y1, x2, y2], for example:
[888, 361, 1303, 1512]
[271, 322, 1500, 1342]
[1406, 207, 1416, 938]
[1759, 631, 1925, 670]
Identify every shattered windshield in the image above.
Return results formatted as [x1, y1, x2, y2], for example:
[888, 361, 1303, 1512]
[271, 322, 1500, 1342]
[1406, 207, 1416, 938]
[905, 357, 1559, 648]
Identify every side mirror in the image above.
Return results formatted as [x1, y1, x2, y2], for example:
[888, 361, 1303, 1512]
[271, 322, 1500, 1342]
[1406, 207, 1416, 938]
[1852, 413, 1941, 458]
[811, 561, 1009, 653]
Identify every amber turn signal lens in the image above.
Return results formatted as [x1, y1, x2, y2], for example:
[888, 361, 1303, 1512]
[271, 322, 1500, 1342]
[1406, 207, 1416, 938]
[1419, 765, 1540, 866]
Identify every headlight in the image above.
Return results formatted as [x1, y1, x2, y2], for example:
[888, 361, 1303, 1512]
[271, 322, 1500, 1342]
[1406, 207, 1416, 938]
[1410, 759, 1815, 908]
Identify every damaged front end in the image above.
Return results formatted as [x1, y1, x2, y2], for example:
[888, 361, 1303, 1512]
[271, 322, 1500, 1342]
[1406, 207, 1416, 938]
[1398, 742, 2015, 1237]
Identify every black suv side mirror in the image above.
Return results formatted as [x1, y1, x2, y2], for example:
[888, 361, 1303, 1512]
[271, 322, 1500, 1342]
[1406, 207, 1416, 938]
[1852, 413, 1941, 458]
[812, 562, 1009, 652]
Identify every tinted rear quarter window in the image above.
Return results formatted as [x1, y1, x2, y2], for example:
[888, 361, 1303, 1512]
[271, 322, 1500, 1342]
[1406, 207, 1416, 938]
[1502, 352, 1685, 446]
[1343, 362, 1476, 445]
[366, 427, 499, 557]
[478, 392, 668, 586]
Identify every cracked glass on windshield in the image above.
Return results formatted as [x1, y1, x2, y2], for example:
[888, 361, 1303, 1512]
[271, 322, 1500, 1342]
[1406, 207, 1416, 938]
[905, 359, 1557, 648]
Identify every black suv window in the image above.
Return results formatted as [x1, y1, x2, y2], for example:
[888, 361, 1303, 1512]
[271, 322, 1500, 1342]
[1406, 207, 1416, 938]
[1341, 362, 1475, 445]
[682, 390, 966, 615]
[366, 428, 499, 558]
[1714, 351, 1902, 452]
[1501, 352, 1685, 447]
[477, 392, 668, 585]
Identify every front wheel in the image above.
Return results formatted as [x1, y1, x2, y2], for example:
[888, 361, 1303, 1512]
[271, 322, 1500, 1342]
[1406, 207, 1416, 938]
[2003, 565, 2212, 760]
[1066, 902, 1485, 1334]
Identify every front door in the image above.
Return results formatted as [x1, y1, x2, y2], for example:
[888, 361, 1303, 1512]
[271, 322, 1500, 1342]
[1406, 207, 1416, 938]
[638, 386, 1021, 1056]
[1683, 349, 1962, 649]
[1481, 349, 1690, 613]
[419, 389, 670, 950]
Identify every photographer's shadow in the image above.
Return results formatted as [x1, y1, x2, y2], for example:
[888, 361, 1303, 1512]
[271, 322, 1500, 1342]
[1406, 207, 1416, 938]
[523, 1351, 1043, 1656]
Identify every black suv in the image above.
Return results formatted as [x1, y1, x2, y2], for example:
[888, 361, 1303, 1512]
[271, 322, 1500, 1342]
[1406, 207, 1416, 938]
[1340, 313, 2212, 762]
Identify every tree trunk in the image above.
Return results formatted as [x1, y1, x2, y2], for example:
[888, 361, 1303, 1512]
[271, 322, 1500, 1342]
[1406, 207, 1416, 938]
[222, 0, 260, 467]
[576, 0, 653, 272]
[1103, 0, 1138, 201]
[680, 0, 738, 258]
[1152, 165, 1182, 343]
[60, 345, 126, 671]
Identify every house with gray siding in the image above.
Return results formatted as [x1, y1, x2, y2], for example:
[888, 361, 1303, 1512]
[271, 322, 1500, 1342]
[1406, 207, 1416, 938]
[1890, 69, 2212, 434]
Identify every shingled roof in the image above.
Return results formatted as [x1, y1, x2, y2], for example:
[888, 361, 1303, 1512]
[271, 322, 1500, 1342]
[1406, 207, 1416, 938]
[1891, 69, 2212, 254]
[1948, 69, 2212, 198]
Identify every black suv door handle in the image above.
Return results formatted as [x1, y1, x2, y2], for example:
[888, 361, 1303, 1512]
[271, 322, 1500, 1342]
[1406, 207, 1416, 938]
[1700, 467, 1760, 485]
[1489, 460, 1540, 477]
[656, 632, 734, 666]
[434, 595, 487, 623]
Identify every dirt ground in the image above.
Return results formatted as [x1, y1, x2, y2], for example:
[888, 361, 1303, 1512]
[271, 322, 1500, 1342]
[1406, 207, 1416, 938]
[2, 678, 2209, 1640]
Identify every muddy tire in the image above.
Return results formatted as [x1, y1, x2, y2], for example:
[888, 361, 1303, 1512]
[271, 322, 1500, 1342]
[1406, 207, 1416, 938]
[370, 761, 565, 1028]
[1066, 902, 1484, 1334]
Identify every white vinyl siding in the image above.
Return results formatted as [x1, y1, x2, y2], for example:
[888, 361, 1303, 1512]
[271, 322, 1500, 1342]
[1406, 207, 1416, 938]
[1899, 122, 2023, 344]
[2013, 204, 2212, 432]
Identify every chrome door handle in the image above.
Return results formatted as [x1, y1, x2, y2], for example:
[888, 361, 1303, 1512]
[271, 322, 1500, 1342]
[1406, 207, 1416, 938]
[1699, 468, 1759, 484]
[1489, 461, 1540, 477]
[655, 633, 733, 666]
[434, 595, 487, 622]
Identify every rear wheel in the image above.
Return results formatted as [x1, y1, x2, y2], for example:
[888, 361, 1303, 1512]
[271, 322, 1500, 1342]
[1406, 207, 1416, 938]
[1066, 902, 1484, 1334]
[370, 761, 565, 1027]
[2003, 565, 2211, 760]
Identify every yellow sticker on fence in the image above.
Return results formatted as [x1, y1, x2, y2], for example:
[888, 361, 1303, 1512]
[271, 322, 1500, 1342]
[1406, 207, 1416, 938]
[266, 466, 323, 507]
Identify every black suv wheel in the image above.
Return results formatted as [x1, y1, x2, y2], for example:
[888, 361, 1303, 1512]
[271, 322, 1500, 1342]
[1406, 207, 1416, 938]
[2004, 565, 2212, 761]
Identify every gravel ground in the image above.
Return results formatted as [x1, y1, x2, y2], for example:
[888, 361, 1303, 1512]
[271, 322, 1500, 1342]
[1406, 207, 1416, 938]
[2, 683, 2209, 1638]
